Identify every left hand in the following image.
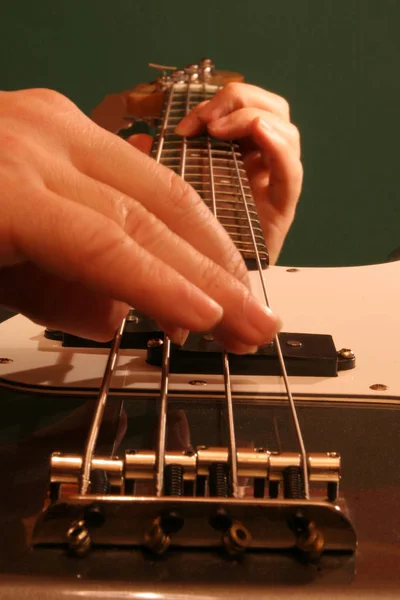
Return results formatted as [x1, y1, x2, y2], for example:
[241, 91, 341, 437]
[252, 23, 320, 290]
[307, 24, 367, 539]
[174, 82, 303, 265]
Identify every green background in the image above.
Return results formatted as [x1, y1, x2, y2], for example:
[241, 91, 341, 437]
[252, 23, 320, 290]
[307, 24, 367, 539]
[1, 0, 399, 267]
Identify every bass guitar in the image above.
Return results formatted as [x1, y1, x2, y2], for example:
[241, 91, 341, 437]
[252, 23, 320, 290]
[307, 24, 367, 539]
[0, 59, 399, 599]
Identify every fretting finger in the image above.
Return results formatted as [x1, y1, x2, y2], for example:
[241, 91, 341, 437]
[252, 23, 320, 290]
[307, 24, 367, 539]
[176, 82, 291, 136]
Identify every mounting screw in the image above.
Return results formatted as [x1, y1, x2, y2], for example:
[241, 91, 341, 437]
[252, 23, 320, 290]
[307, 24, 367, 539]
[295, 520, 325, 561]
[147, 338, 163, 348]
[144, 517, 171, 555]
[369, 383, 388, 391]
[286, 268, 300, 273]
[222, 521, 252, 555]
[202, 333, 214, 341]
[0, 358, 13, 364]
[286, 340, 302, 348]
[67, 520, 91, 557]
[189, 380, 207, 386]
[127, 311, 141, 324]
[338, 348, 355, 359]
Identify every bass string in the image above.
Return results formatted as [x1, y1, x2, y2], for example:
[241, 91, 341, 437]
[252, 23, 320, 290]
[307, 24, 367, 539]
[79, 78, 309, 499]
[153, 84, 177, 497]
[78, 85, 178, 497]
[229, 142, 310, 499]
[203, 82, 239, 497]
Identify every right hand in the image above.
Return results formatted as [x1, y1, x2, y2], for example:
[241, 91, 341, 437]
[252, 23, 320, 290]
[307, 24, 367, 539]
[0, 89, 280, 354]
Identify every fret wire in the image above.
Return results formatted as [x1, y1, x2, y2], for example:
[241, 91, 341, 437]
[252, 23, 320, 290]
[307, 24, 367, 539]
[154, 85, 176, 497]
[156, 139, 240, 150]
[229, 142, 310, 499]
[204, 83, 238, 498]
[160, 149, 242, 157]
[201, 202, 259, 215]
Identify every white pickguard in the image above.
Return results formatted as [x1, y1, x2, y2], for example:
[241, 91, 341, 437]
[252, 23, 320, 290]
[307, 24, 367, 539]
[1, 262, 399, 402]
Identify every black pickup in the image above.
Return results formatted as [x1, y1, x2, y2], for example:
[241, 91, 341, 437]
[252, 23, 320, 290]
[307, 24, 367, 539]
[48, 315, 355, 378]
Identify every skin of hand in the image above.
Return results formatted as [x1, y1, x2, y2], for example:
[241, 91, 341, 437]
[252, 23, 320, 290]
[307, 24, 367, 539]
[0, 87, 284, 354]
[174, 82, 303, 266]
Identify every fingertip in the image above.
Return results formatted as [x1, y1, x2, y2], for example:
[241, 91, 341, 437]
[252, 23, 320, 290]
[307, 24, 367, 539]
[175, 116, 198, 137]
[126, 133, 153, 155]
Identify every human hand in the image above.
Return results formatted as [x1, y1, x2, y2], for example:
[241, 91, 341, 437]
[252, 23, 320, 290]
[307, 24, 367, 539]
[175, 82, 303, 265]
[0, 89, 280, 353]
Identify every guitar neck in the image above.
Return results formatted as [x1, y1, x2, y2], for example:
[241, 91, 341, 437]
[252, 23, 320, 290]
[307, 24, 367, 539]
[152, 82, 269, 269]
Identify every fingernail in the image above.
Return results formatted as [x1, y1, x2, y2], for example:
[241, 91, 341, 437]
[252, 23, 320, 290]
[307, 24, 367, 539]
[245, 296, 281, 342]
[169, 328, 189, 346]
[192, 292, 224, 329]
[256, 118, 278, 139]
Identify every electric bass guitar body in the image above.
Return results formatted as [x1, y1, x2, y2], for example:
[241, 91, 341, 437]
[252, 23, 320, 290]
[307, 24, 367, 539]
[0, 60, 399, 598]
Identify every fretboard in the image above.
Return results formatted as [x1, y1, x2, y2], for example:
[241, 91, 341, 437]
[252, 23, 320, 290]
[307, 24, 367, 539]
[151, 83, 269, 269]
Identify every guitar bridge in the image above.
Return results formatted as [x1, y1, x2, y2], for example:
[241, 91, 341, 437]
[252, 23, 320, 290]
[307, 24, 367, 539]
[33, 448, 356, 559]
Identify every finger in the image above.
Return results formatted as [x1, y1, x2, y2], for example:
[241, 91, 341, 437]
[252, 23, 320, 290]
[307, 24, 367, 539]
[126, 133, 153, 155]
[176, 83, 290, 136]
[0, 263, 129, 342]
[207, 108, 301, 156]
[156, 320, 189, 347]
[3, 94, 249, 287]
[251, 117, 303, 212]
[69, 123, 250, 287]
[41, 170, 280, 349]
[247, 118, 303, 264]
[6, 184, 224, 334]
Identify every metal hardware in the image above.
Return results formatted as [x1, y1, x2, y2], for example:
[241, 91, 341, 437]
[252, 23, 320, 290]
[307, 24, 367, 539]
[149, 62, 177, 72]
[34, 496, 356, 554]
[0, 358, 13, 364]
[286, 268, 300, 273]
[200, 57, 215, 79]
[203, 333, 215, 341]
[51, 449, 340, 492]
[189, 380, 207, 386]
[290, 512, 325, 560]
[369, 383, 388, 391]
[148, 62, 176, 89]
[147, 338, 163, 348]
[338, 348, 355, 359]
[66, 520, 91, 557]
[144, 517, 171, 555]
[171, 69, 186, 83]
[126, 311, 141, 324]
[286, 340, 303, 348]
[222, 521, 252, 555]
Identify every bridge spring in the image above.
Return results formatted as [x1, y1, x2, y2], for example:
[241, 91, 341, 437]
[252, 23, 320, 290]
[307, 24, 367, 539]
[90, 469, 110, 495]
[283, 466, 305, 499]
[164, 464, 184, 496]
[209, 462, 229, 497]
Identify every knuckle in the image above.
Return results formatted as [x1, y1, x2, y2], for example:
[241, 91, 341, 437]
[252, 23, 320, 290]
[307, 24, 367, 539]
[165, 170, 206, 224]
[21, 88, 74, 110]
[122, 197, 165, 246]
[288, 123, 301, 148]
[276, 96, 290, 119]
[223, 81, 245, 108]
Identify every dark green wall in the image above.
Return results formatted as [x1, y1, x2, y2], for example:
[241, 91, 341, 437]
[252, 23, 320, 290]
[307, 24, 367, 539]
[1, 0, 399, 267]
